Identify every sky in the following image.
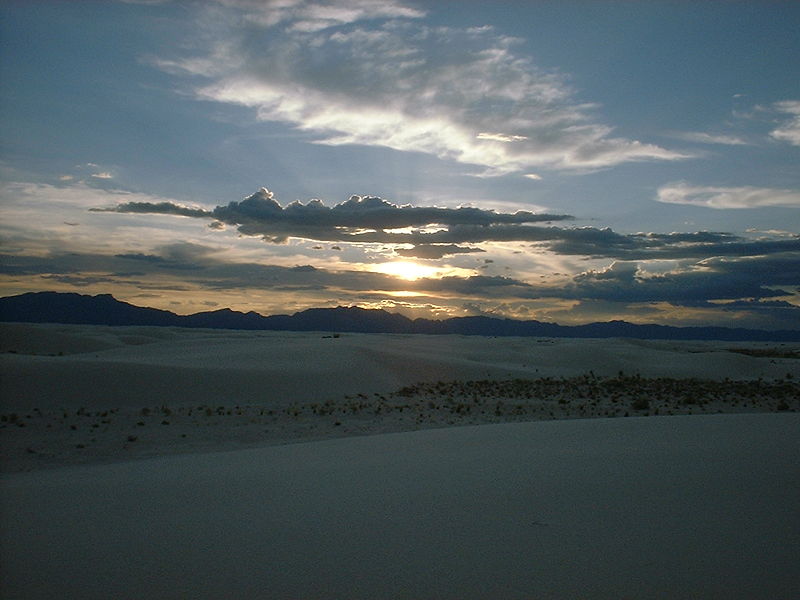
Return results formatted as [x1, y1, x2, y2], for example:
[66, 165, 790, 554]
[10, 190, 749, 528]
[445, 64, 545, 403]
[1, 0, 799, 329]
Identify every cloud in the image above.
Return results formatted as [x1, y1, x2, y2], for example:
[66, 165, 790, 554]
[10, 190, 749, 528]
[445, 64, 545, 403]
[217, 0, 426, 31]
[670, 131, 747, 145]
[213, 187, 568, 228]
[90, 172, 114, 179]
[567, 254, 800, 303]
[770, 100, 800, 146]
[115, 242, 217, 271]
[395, 244, 484, 259]
[91, 201, 213, 219]
[549, 230, 800, 260]
[158, 2, 688, 174]
[476, 132, 528, 143]
[657, 182, 800, 209]
[98, 187, 800, 260]
[4, 240, 799, 325]
[100, 187, 573, 245]
[720, 299, 799, 311]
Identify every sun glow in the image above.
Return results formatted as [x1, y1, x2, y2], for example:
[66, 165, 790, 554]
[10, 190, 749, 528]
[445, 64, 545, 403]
[372, 261, 441, 281]
[382, 290, 426, 297]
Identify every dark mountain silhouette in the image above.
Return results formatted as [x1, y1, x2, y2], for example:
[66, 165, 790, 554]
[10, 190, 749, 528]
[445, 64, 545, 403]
[0, 292, 180, 327]
[1, 291, 799, 341]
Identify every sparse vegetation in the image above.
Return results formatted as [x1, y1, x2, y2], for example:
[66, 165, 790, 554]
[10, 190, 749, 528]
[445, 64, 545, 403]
[728, 348, 800, 359]
[2, 369, 797, 472]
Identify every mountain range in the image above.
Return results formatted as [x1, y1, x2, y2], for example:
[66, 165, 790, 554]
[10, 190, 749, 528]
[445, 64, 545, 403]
[1, 291, 799, 341]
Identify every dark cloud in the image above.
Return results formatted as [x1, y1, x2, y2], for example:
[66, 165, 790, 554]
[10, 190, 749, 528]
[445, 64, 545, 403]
[97, 188, 574, 245]
[115, 242, 217, 271]
[722, 299, 799, 310]
[680, 298, 800, 329]
[566, 254, 800, 303]
[4, 245, 799, 327]
[115, 253, 204, 271]
[91, 201, 211, 219]
[94, 188, 800, 261]
[412, 275, 537, 297]
[211, 188, 572, 236]
[40, 274, 120, 287]
[548, 231, 800, 260]
[395, 244, 484, 259]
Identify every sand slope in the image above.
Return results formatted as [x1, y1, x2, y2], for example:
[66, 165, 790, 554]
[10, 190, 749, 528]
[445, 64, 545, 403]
[2, 324, 798, 597]
[2, 414, 798, 599]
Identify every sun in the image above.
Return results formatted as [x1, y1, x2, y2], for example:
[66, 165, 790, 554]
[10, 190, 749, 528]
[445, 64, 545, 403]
[372, 261, 440, 281]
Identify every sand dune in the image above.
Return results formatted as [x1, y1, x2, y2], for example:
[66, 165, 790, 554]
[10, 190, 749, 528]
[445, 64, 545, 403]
[3, 323, 798, 411]
[1, 323, 798, 472]
[2, 323, 799, 597]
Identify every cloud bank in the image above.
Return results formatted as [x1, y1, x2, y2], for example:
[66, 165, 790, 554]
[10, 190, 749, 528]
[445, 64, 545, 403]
[98, 187, 800, 261]
[3, 244, 797, 322]
[6, 180, 799, 329]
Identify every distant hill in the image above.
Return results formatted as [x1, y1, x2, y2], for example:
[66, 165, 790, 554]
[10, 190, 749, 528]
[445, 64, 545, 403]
[1, 291, 799, 341]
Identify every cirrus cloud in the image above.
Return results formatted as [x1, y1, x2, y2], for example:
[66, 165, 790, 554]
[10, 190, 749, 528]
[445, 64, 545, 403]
[669, 131, 748, 146]
[657, 182, 800, 209]
[770, 100, 800, 146]
[157, 1, 689, 175]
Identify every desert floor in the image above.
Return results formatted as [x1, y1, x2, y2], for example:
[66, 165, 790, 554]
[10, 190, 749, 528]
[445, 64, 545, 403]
[1, 323, 799, 598]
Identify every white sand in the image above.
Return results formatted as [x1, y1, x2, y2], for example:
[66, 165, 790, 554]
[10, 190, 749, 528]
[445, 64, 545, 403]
[2, 323, 799, 597]
[2, 414, 798, 599]
[3, 323, 798, 411]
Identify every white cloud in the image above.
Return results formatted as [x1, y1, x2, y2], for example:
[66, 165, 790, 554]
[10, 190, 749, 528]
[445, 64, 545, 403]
[476, 132, 528, 143]
[657, 182, 800, 209]
[163, 2, 688, 175]
[770, 100, 800, 146]
[215, 0, 426, 31]
[91, 172, 114, 179]
[0, 181, 221, 257]
[671, 131, 747, 145]
[523, 173, 542, 181]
